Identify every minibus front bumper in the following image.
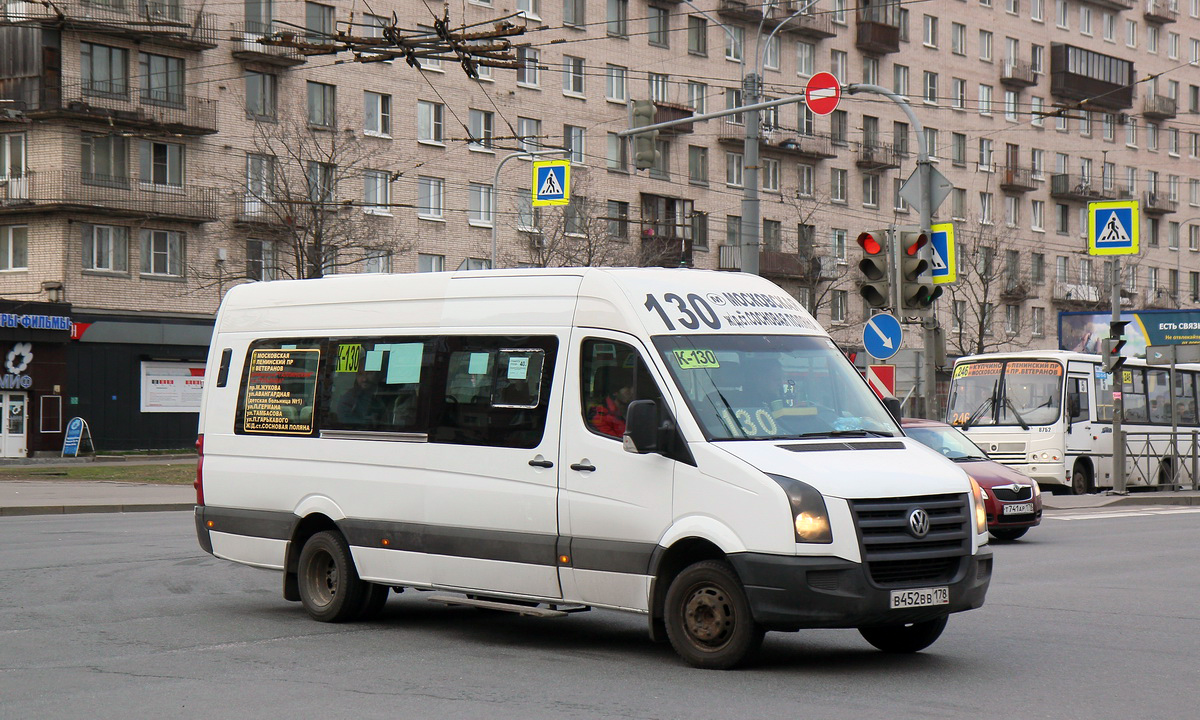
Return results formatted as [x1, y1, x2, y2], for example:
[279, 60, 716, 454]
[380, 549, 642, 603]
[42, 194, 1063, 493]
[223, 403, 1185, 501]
[728, 549, 992, 630]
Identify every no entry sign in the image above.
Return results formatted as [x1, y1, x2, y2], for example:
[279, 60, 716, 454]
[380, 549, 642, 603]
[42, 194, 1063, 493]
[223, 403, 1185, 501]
[805, 72, 842, 116]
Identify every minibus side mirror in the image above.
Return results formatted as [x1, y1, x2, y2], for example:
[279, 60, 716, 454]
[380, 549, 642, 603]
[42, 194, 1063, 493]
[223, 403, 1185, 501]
[882, 395, 902, 423]
[623, 400, 659, 454]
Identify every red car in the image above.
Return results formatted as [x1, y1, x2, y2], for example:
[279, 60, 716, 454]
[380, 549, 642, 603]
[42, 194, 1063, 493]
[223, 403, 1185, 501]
[902, 418, 1042, 541]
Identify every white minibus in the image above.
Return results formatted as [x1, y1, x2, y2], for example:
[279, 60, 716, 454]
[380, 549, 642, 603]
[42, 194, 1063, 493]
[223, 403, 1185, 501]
[195, 268, 991, 669]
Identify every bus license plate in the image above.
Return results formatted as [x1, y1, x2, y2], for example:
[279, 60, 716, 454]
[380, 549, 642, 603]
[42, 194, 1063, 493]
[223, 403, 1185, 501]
[890, 587, 949, 609]
[1002, 502, 1035, 515]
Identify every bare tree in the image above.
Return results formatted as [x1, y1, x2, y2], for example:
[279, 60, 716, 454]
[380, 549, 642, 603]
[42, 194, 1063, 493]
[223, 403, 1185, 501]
[944, 222, 1039, 357]
[777, 187, 855, 317]
[500, 174, 638, 268]
[193, 115, 411, 287]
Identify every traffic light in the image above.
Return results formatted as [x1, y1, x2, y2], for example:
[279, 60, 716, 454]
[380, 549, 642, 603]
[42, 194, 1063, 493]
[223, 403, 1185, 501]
[631, 99, 659, 171]
[856, 229, 892, 309]
[1106, 320, 1129, 374]
[898, 229, 943, 311]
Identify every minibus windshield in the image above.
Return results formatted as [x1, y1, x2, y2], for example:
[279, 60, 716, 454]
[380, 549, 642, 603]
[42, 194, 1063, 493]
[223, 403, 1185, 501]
[653, 335, 899, 441]
[946, 360, 1063, 428]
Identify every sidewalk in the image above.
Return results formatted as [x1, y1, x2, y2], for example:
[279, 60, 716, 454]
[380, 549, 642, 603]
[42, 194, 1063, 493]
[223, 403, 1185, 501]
[1, 457, 1198, 516]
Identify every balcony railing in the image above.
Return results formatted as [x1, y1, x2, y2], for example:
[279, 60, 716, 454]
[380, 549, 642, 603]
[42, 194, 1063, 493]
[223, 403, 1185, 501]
[855, 16, 900, 54]
[855, 141, 900, 170]
[717, 121, 837, 159]
[1052, 282, 1103, 305]
[716, 0, 835, 37]
[1142, 93, 1177, 119]
[0, 170, 219, 223]
[1000, 58, 1038, 87]
[0, 0, 219, 49]
[230, 22, 308, 66]
[1000, 165, 1038, 192]
[3, 75, 217, 135]
[1143, 190, 1178, 214]
[653, 101, 694, 135]
[1050, 173, 1117, 202]
[1144, 0, 1179, 23]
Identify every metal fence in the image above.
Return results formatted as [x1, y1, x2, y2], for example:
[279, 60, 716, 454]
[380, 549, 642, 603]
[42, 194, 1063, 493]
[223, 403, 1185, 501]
[1122, 431, 1200, 491]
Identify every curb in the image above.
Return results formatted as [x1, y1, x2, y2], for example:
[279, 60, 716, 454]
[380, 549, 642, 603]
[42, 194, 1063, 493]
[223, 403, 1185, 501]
[0, 503, 195, 517]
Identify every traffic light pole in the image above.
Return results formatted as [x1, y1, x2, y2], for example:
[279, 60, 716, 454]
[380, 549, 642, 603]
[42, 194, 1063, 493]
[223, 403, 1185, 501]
[1111, 258, 1126, 494]
[846, 83, 941, 419]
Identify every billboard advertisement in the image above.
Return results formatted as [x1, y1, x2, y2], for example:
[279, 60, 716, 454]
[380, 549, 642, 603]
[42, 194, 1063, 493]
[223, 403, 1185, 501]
[1059, 310, 1200, 358]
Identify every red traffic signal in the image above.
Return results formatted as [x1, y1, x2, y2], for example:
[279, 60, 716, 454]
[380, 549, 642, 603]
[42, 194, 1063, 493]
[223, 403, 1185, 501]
[857, 230, 885, 256]
[904, 231, 929, 256]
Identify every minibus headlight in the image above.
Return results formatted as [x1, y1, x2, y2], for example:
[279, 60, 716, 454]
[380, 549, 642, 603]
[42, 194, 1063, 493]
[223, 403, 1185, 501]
[969, 477, 988, 535]
[767, 474, 832, 544]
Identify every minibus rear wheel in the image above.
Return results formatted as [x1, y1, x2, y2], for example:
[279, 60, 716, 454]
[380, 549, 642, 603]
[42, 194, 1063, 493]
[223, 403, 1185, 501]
[297, 530, 369, 623]
[858, 615, 947, 653]
[664, 560, 763, 670]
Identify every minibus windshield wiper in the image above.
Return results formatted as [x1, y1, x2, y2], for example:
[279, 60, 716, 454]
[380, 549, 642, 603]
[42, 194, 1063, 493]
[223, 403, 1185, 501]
[795, 429, 895, 439]
[1003, 397, 1031, 431]
[961, 381, 998, 430]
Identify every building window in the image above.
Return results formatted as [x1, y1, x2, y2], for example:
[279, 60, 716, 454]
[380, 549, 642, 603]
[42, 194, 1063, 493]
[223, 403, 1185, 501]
[762, 157, 780, 192]
[725, 25, 744, 61]
[1005, 305, 1020, 335]
[246, 239, 277, 281]
[688, 15, 707, 55]
[245, 71, 277, 120]
[307, 161, 335, 206]
[140, 229, 183, 276]
[831, 290, 848, 324]
[417, 101, 444, 144]
[607, 200, 630, 238]
[924, 72, 938, 104]
[468, 109, 494, 150]
[518, 117, 542, 152]
[951, 22, 966, 55]
[1032, 199, 1044, 231]
[831, 110, 848, 144]
[0, 225, 28, 271]
[82, 224, 129, 272]
[563, 55, 586, 96]
[688, 145, 708, 185]
[764, 35, 781, 70]
[364, 91, 391, 136]
[649, 6, 670, 47]
[307, 81, 335, 128]
[363, 170, 391, 214]
[726, 152, 744, 187]
[951, 78, 966, 109]
[798, 164, 814, 197]
[607, 133, 628, 171]
[607, 0, 628, 36]
[831, 168, 848, 202]
[831, 49, 847, 82]
[862, 174, 879, 208]
[244, 153, 274, 216]
[81, 42, 128, 98]
[81, 133, 129, 186]
[468, 183, 494, 226]
[564, 125, 585, 164]
[893, 64, 909, 97]
[649, 72, 670, 103]
[517, 0, 541, 19]
[139, 52, 184, 107]
[691, 211, 708, 249]
[923, 15, 938, 47]
[305, 1, 334, 39]
[979, 29, 993, 61]
[605, 64, 627, 101]
[139, 140, 183, 188]
[418, 253, 444, 273]
[797, 41, 815, 76]
[417, 176, 444, 219]
[363, 249, 392, 274]
[726, 215, 742, 246]
[517, 47, 540, 86]
[688, 81, 707, 113]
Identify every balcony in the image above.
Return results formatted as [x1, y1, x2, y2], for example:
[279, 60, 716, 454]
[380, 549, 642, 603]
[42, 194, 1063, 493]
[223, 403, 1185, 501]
[1143, 190, 1178, 215]
[1052, 282, 1103, 307]
[717, 121, 837, 160]
[1050, 173, 1115, 202]
[0, 170, 219, 223]
[3, 75, 217, 135]
[0, 0, 219, 50]
[1000, 165, 1039, 193]
[654, 101, 694, 135]
[1142, 93, 1177, 120]
[1000, 280, 1031, 300]
[855, 5, 900, 54]
[1145, 288, 1177, 308]
[230, 22, 308, 67]
[1078, 0, 1134, 9]
[1144, 0, 1179, 23]
[716, 0, 835, 37]
[1050, 44, 1134, 110]
[1000, 58, 1038, 88]
[855, 141, 900, 170]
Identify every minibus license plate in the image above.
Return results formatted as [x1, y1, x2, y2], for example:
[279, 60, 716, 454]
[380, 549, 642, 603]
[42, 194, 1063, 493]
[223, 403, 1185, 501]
[890, 587, 949, 609]
[1002, 502, 1035, 515]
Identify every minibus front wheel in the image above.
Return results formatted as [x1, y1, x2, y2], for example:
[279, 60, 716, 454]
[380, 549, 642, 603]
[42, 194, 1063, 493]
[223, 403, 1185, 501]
[297, 530, 377, 623]
[664, 560, 764, 670]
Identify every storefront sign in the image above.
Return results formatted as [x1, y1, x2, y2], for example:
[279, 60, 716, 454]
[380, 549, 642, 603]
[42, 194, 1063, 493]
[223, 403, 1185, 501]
[140, 361, 206, 413]
[0, 314, 71, 331]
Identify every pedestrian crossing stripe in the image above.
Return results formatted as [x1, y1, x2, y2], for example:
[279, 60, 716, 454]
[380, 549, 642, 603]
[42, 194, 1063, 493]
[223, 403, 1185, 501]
[532, 160, 571, 207]
[1088, 200, 1139, 256]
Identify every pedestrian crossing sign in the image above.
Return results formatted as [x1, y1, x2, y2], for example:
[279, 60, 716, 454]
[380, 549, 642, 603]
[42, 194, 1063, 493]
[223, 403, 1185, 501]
[1088, 200, 1139, 256]
[532, 160, 570, 207]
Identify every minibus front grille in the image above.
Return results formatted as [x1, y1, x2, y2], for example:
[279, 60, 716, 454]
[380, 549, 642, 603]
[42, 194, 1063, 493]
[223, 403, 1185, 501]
[849, 494, 970, 587]
[987, 452, 1027, 464]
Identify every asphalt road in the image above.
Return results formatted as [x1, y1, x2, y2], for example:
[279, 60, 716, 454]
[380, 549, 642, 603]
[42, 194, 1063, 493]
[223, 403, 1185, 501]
[1, 508, 1198, 719]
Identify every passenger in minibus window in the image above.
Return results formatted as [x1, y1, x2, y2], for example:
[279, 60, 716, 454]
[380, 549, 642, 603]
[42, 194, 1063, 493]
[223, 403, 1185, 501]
[588, 366, 635, 438]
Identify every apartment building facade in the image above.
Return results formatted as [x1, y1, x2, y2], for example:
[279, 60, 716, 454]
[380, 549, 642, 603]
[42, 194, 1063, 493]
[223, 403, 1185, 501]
[1, 0, 1198, 452]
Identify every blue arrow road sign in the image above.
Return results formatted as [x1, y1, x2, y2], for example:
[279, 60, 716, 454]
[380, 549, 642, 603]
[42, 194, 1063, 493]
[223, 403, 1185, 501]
[863, 313, 903, 360]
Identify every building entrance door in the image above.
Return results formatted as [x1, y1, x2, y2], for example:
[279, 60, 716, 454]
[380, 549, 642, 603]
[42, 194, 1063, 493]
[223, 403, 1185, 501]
[1, 392, 27, 457]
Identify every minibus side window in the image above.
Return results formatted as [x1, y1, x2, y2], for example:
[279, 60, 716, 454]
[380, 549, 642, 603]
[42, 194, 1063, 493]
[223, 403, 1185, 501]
[1147, 369, 1172, 425]
[433, 336, 558, 449]
[581, 339, 664, 440]
[1093, 369, 1114, 422]
[1123, 369, 1148, 424]
[324, 340, 428, 432]
[234, 339, 323, 436]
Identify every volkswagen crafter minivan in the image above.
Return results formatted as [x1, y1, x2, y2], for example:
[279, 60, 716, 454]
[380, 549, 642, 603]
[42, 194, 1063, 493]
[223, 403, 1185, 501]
[195, 267, 991, 669]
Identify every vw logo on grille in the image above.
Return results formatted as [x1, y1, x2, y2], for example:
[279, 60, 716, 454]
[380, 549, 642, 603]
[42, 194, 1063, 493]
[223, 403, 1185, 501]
[907, 508, 931, 538]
